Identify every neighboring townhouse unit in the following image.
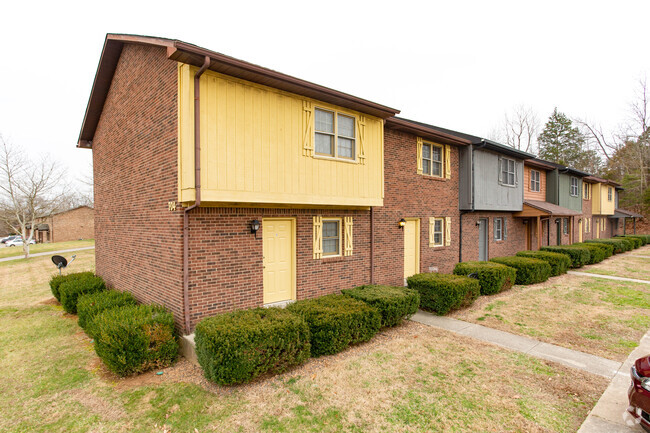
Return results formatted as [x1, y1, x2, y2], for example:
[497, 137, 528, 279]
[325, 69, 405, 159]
[585, 176, 618, 238]
[375, 118, 471, 285]
[514, 159, 581, 249]
[582, 177, 596, 241]
[78, 34, 399, 332]
[33, 206, 94, 243]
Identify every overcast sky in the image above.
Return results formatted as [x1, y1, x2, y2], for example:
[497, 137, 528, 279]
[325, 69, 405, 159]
[1, 0, 648, 193]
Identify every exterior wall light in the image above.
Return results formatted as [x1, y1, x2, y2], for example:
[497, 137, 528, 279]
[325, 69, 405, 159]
[250, 219, 261, 238]
[398, 218, 406, 229]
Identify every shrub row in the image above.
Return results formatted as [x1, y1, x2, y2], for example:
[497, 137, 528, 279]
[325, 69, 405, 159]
[515, 251, 571, 276]
[342, 285, 419, 327]
[540, 245, 591, 268]
[452, 261, 516, 295]
[572, 243, 605, 264]
[585, 238, 629, 254]
[616, 235, 644, 248]
[407, 273, 480, 315]
[490, 256, 551, 285]
[49, 272, 179, 377]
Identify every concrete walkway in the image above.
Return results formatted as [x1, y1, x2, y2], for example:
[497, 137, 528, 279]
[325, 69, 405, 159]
[411, 311, 622, 378]
[577, 331, 650, 433]
[0, 246, 95, 262]
[625, 255, 650, 259]
[568, 271, 650, 285]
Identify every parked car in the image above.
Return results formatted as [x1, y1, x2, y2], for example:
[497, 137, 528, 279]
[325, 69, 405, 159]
[5, 237, 35, 247]
[629, 354, 650, 431]
[1, 235, 18, 244]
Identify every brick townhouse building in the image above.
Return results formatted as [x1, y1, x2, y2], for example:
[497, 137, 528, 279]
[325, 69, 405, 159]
[33, 206, 94, 243]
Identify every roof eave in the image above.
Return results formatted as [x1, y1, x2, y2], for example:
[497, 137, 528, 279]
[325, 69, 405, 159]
[385, 117, 471, 146]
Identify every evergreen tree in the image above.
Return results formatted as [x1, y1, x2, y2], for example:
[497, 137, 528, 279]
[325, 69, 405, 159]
[538, 108, 596, 171]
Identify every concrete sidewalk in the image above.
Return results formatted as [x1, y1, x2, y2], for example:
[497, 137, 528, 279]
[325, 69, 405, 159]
[567, 271, 650, 285]
[0, 246, 95, 262]
[411, 311, 621, 378]
[577, 331, 650, 433]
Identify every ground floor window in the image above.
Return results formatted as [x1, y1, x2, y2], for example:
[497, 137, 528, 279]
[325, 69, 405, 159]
[563, 218, 569, 235]
[493, 217, 506, 241]
[322, 219, 341, 256]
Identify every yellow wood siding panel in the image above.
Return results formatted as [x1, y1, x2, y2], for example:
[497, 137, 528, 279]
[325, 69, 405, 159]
[344, 217, 353, 256]
[178, 65, 384, 206]
[591, 183, 615, 215]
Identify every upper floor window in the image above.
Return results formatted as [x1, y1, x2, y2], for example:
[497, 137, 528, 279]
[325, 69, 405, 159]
[422, 142, 443, 177]
[608, 187, 613, 201]
[530, 170, 540, 192]
[500, 158, 516, 186]
[570, 177, 579, 197]
[583, 183, 590, 199]
[315, 108, 355, 160]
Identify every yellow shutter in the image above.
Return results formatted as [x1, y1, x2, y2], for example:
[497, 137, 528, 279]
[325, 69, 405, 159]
[428, 217, 435, 247]
[445, 217, 452, 246]
[445, 145, 451, 179]
[416, 137, 423, 174]
[302, 101, 314, 157]
[356, 116, 366, 165]
[344, 217, 353, 256]
[313, 216, 322, 259]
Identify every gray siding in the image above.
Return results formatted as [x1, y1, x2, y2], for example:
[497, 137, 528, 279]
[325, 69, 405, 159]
[546, 170, 559, 204]
[558, 173, 583, 212]
[458, 145, 473, 210]
[472, 149, 523, 211]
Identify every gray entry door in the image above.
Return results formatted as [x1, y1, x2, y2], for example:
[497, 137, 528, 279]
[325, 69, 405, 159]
[478, 218, 488, 261]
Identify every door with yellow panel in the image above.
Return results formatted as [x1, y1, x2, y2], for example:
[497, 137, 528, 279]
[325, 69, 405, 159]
[403, 219, 420, 282]
[263, 218, 295, 304]
[578, 219, 583, 243]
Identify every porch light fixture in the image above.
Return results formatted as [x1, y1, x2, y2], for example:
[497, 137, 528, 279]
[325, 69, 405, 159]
[398, 218, 406, 229]
[250, 219, 261, 238]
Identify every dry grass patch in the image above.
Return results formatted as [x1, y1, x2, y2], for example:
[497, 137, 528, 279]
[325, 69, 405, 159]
[0, 239, 94, 259]
[581, 254, 650, 281]
[451, 273, 650, 361]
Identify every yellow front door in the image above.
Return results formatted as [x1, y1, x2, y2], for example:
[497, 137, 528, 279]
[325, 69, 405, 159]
[263, 218, 295, 304]
[578, 220, 583, 242]
[403, 219, 420, 280]
[596, 219, 600, 238]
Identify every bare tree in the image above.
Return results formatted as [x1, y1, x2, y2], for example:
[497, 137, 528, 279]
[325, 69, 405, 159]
[0, 135, 69, 258]
[497, 105, 540, 153]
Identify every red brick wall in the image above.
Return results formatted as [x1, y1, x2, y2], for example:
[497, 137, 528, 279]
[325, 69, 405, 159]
[373, 129, 461, 286]
[186, 207, 370, 329]
[91, 44, 185, 322]
[582, 197, 593, 240]
[460, 212, 526, 260]
[38, 206, 94, 242]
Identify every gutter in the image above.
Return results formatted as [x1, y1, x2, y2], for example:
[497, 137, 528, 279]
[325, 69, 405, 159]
[182, 55, 211, 334]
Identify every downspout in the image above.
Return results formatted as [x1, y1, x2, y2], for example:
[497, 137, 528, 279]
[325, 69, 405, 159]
[370, 206, 374, 284]
[182, 55, 211, 335]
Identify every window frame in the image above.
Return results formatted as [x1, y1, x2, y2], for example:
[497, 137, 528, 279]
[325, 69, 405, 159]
[583, 182, 590, 199]
[432, 217, 444, 247]
[500, 158, 516, 186]
[563, 218, 569, 235]
[530, 169, 540, 192]
[608, 187, 613, 202]
[321, 218, 342, 257]
[422, 141, 443, 177]
[314, 107, 356, 161]
[494, 217, 503, 241]
[570, 177, 579, 197]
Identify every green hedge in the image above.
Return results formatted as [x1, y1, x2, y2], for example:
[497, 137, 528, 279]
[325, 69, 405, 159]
[490, 256, 551, 285]
[629, 234, 650, 245]
[195, 308, 310, 385]
[616, 235, 643, 248]
[452, 262, 516, 295]
[287, 295, 381, 357]
[49, 271, 95, 302]
[341, 285, 419, 327]
[93, 304, 178, 377]
[59, 274, 106, 314]
[570, 243, 606, 263]
[540, 246, 591, 268]
[77, 290, 138, 338]
[576, 241, 613, 259]
[406, 273, 480, 315]
[585, 238, 628, 254]
[619, 238, 635, 251]
[515, 251, 571, 277]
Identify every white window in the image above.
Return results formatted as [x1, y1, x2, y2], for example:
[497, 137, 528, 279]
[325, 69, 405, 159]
[422, 142, 443, 177]
[315, 108, 355, 160]
[321, 219, 341, 256]
[563, 218, 569, 235]
[570, 177, 579, 197]
[494, 218, 503, 241]
[583, 183, 590, 199]
[500, 158, 516, 186]
[432, 218, 444, 246]
[608, 187, 613, 201]
[530, 170, 540, 192]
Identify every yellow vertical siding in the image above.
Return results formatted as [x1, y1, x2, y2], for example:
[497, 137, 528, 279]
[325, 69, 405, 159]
[178, 64, 384, 207]
[591, 183, 615, 215]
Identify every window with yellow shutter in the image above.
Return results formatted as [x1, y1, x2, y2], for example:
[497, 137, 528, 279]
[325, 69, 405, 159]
[313, 216, 353, 258]
[429, 217, 451, 247]
[417, 138, 450, 178]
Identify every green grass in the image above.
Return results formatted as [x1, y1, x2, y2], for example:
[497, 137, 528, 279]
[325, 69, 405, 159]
[0, 239, 94, 259]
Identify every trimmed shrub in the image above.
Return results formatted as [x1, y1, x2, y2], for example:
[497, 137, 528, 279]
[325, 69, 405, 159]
[287, 295, 381, 357]
[341, 285, 419, 327]
[59, 274, 106, 314]
[515, 251, 571, 277]
[575, 242, 613, 259]
[77, 290, 138, 338]
[490, 256, 551, 285]
[570, 243, 605, 263]
[49, 271, 95, 302]
[452, 261, 516, 295]
[406, 273, 480, 315]
[195, 307, 310, 385]
[619, 238, 635, 251]
[540, 246, 591, 268]
[585, 238, 628, 254]
[617, 235, 643, 248]
[93, 304, 178, 377]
